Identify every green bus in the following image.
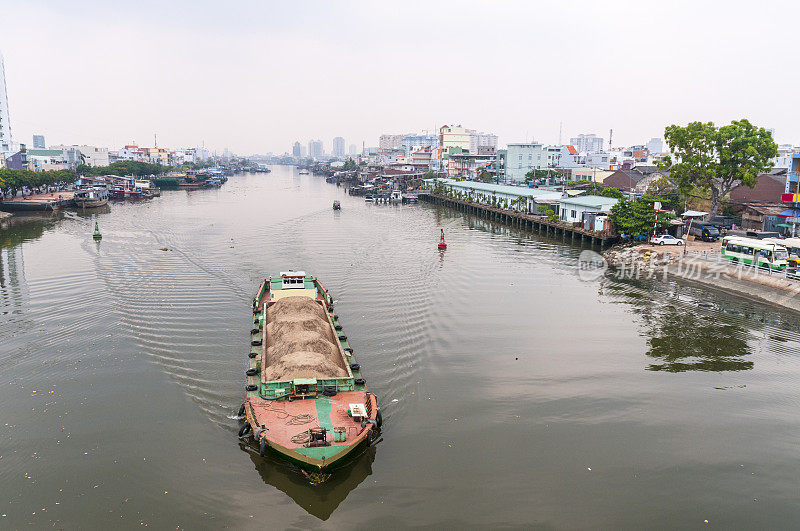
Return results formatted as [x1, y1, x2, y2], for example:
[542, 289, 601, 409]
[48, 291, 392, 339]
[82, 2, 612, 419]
[720, 236, 789, 271]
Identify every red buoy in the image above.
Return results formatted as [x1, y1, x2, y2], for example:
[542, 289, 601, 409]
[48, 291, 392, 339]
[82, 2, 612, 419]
[438, 229, 447, 250]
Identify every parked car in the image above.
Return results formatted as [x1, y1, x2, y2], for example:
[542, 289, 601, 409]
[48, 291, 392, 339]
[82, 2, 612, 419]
[651, 234, 684, 246]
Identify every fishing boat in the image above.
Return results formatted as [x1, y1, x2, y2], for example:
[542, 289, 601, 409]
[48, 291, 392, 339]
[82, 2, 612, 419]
[364, 194, 374, 202]
[298, 169, 310, 175]
[73, 186, 109, 208]
[240, 271, 381, 471]
[333, 200, 341, 210]
[390, 190, 402, 204]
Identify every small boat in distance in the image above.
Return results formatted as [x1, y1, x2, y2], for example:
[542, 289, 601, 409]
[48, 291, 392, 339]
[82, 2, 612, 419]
[333, 200, 341, 210]
[390, 190, 402, 204]
[438, 229, 447, 250]
[364, 194, 374, 202]
[298, 169, 310, 175]
[240, 271, 382, 471]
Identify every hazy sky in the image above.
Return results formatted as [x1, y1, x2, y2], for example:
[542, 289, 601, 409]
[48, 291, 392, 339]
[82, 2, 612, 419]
[1, 0, 796, 154]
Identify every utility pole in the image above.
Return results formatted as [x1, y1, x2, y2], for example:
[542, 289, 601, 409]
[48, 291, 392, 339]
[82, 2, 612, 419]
[558, 122, 563, 145]
[609, 129, 613, 149]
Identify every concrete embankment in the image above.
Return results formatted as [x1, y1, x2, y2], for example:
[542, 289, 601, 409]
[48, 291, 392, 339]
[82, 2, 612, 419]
[604, 245, 800, 314]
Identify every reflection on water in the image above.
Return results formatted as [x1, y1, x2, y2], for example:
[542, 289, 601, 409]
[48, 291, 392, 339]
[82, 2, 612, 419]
[642, 305, 753, 372]
[605, 282, 755, 372]
[244, 444, 376, 521]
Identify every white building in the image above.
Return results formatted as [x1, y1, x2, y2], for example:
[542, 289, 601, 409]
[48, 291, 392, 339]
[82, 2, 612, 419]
[51, 144, 110, 167]
[469, 131, 498, 154]
[569, 133, 604, 154]
[0, 50, 12, 154]
[558, 195, 618, 223]
[332, 137, 345, 158]
[27, 149, 70, 171]
[646, 137, 663, 155]
[773, 144, 798, 169]
[584, 152, 611, 170]
[308, 139, 323, 159]
[505, 143, 547, 182]
[549, 145, 582, 168]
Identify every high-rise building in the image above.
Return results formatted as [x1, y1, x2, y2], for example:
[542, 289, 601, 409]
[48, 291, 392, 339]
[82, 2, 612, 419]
[400, 132, 438, 153]
[646, 137, 663, 155]
[332, 137, 345, 157]
[379, 134, 404, 150]
[292, 141, 302, 158]
[32, 135, 45, 149]
[348, 144, 357, 156]
[0, 50, 12, 153]
[308, 139, 323, 159]
[470, 132, 498, 154]
[569, 134, 604, 154]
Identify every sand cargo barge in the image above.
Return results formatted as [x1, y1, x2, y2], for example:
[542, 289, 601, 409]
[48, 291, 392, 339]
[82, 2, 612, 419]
[239, 271, 382, 470]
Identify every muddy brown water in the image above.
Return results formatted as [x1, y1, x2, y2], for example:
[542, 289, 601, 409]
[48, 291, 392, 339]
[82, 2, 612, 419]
[2, 167, 800, 528]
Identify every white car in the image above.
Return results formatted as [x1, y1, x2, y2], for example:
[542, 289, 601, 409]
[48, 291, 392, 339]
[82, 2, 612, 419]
[651, 234, 684, 246]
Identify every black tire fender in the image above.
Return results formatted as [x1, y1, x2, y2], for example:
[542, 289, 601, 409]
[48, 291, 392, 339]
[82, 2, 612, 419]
[376, 409, 383, 428]
[259, 437, 267, 457]
[238, 403, 245, 417]
[238, 423, 251, 437]
[366, 429, 373, 446]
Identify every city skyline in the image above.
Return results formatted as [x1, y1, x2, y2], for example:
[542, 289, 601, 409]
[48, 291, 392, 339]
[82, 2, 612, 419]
[2, 0, 798, 154]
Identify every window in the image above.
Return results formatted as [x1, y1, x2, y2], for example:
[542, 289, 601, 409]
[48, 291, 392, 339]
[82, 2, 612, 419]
[571, 210, 577, 218]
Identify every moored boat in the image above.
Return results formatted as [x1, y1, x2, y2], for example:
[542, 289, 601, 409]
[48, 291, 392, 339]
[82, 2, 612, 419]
[240, 271, 381, 471]
[333, 200, 341, 210]
[73, 186, 109, 208]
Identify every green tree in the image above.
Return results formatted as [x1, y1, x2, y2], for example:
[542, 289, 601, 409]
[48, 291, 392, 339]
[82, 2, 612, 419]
[609, 193, 674, 236]
[662, 119, 777, 218]
[77, 161, 169, 177]
[478, 170, 493, 183]
[598, 187, 625, 200]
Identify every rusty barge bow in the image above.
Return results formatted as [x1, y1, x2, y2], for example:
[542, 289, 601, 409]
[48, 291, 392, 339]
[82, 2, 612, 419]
[240, 271, 382, 471]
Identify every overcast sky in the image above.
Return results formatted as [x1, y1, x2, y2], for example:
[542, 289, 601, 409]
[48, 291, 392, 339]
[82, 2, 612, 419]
[1, 0, 795, 155]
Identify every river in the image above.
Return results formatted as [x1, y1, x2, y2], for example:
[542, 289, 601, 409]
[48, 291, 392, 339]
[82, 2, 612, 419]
[2, 166, 800, 528]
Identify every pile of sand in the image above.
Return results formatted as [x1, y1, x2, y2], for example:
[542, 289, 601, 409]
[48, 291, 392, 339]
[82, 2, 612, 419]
[263, 296, 347, 381]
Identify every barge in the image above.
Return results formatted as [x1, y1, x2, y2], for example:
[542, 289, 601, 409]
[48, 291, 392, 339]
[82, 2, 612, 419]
[0, 191, 75, 212]
[240, 271, 381, 471]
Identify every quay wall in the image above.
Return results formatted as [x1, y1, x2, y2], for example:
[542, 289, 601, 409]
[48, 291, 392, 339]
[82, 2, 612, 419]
[604, 247, 800, 314]
[418, 192, 617, 249]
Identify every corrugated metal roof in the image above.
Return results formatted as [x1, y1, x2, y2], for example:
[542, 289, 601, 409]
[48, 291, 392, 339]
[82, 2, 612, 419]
[27, 149, 64, 156]
[426, 179, 563, 199]
[557, 195, 619, 208]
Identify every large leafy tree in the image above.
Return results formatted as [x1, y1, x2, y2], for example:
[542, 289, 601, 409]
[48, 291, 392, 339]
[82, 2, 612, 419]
[77, 160, 169, 177]
[609, 193, 674, 237]
[662, 119, 777, 218]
